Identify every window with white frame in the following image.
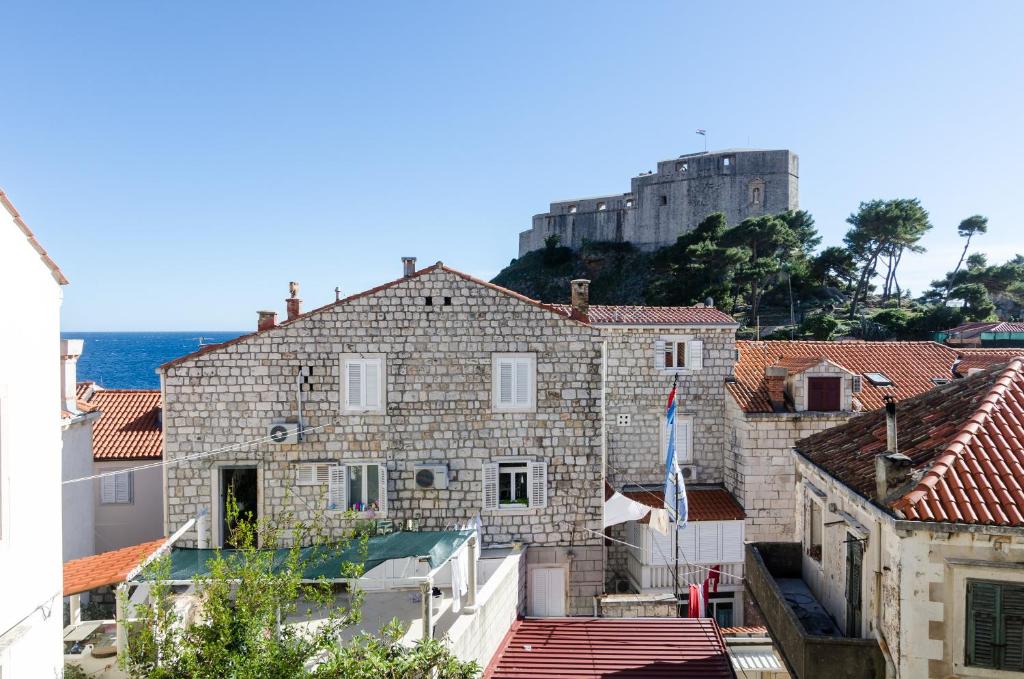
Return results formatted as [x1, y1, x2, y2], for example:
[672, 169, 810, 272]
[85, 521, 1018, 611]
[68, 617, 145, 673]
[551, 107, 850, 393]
[327, 462, 387, 515]
[482, 460, 547, 511]
[661, 413, 694, 464]
[101, 471, 133, 504]
[341, 355, 385, 413]
[654, 338, 703, 371]
[492, 353, 536, 412]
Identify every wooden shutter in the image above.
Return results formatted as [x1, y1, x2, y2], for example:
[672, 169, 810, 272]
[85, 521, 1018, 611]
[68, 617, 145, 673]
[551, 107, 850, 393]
[376, 464, 388, 516]
[687, 340, 704, 370]
[654, 340, 667, 369]
[720, 521, 744, 562]
[296, 464, 316, 486]
[346, 361, 363, 409]
[697, 522, 721, 563]
[481, 463, 499, 510]
[328, 465, 347, 511]
[808, 377, 841, 411]
[114, 472, 132, 503]
[514, 359, 531, 406]
[497, 359, 514, 406]
[1002, 584, 1024, 670]
[528, 461, 548, 509]
[101, 474, 116, 503]
[967, 581, 999, 668]
[365, 360, 380, 409]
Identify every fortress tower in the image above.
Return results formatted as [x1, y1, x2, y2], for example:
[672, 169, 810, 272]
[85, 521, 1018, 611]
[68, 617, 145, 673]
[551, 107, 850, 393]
[518, 149, 799, 255]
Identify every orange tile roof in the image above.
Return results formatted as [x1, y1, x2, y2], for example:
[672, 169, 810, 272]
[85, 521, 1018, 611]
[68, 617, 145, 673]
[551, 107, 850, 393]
[64, 538, 167, 595]
[956, 349, 1024, 376]
[1, 188, 68, 285]
[550, 304, 738, 326]
[88, 389, 163, 460]
[624, 487, 746, 521]
[795, 359, 1024, 526]
[729, 340, 959, 413]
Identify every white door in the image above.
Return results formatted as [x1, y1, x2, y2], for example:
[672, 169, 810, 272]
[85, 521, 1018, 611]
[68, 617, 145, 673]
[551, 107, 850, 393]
[529, 567, 566, 617]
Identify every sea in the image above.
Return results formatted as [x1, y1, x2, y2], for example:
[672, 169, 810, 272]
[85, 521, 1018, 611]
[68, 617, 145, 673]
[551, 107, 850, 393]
[61, 332, 247, 390]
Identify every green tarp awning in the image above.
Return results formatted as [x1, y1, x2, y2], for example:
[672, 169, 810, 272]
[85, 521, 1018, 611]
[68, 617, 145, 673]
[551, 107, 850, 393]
[139, 530, 472, 582]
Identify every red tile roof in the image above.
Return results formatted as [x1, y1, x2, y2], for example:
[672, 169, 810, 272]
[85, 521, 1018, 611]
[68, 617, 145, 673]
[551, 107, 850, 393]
[623, 488, 746, 521]
[795, 359, 1024, 526]
[730, 341, 959, 413]
[484, 618, 733, 679]
[550, 304, 738, 326]
[956, 349, 1024, 376]
[87, 389, 163, 460]
[64, 538, 168, 596]
[1, 188, 68, 285]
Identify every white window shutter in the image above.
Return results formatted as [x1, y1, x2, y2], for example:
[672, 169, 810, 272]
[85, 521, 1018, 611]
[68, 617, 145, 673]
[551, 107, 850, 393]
[346, 362, 363, 409]
[296, 464, 316, 486]
[720, 521, 744, 562]
[654, 340, 667, 369]
[676, 418, 693, 464]
[497, 360, 514, 405]
[101, 475, 116, 503]
[481, 463, 499, 510]
[528, 462, 548, 509]
[376, 464, 388, 516]
[315, 464, 332, 484]
[697, 522, 722, 563]
[514, 359, 531, 405]
[328, 465, 347, 510]
[114, 472, 131, 503]
[678, 523, 697, 563]
[365, 360, 380, 409]
[688, 340, 704, 370]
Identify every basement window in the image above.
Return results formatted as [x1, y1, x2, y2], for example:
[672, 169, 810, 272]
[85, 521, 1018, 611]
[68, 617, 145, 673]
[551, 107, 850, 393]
[863, 372, 893, 387]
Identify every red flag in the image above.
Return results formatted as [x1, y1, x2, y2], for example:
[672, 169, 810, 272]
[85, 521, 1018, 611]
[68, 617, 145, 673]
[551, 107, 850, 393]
[666, 384, 677, 414]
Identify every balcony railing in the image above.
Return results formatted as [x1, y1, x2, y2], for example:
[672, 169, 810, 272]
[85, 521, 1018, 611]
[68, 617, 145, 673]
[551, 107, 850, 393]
[745, 542, 885, 679]
[626, 553, 743, 591]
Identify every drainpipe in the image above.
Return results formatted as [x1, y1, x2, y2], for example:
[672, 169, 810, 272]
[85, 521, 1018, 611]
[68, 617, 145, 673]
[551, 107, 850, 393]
[420, 578, 433, 640]
[159, 370, 170, 538]
[464, 536, 478, 613]
[873, 519, 898, 678]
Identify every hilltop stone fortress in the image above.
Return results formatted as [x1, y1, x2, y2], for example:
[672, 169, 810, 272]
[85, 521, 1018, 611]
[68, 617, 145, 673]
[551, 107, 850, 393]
[518, 148, 799, 255]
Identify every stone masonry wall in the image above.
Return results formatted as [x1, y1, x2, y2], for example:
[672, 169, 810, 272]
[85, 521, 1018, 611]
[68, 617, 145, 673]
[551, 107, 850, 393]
[604, 326, 736, 489]
[161, 267, 604, 614]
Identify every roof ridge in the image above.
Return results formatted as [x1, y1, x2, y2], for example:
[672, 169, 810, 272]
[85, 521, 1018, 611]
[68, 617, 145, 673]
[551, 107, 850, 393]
[894, 359, 1024, 513]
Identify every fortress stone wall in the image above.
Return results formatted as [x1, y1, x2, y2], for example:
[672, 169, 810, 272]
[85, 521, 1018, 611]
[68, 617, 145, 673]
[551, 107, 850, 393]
[518, 149, 799, 255]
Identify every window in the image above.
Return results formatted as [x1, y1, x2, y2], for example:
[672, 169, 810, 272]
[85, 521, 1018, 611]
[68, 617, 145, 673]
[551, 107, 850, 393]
[659, 195, 668, 206]
[492, 354, 536, 411]
[966, 580, 1024, 670]
[625, 198, 634, 208]
[752, 187, 761, 204]
[863, 372, 893, 387]
[707, 593, 735, 627]
[662, 414, 694, 464]
[851, 375, 863, 393]
[931, 377, 951, 386]
[568, 205, 577, 214]
[295, 463, 333, 486]
[101, 471, 133, 504]
[342, 355, 385, 413]
[807, 376, 841, 411]
[722, 156, 734, 168]
[655, 339, 704, 371]
[675, 161, 688, 173]
[482, 460, 547, 510]
[806, 499, 823, 562]
[597, 202, 607, 211]
[327, 462, 387, 515]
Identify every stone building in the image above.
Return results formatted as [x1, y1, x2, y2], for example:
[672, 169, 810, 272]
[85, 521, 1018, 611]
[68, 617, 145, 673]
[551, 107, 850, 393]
[747, 359, 1024, 678]
[518, 148, 799, 255]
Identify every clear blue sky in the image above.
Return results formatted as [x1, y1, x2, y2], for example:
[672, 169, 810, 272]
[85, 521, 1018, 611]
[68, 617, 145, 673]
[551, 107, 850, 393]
[3, 1, 1022, 331]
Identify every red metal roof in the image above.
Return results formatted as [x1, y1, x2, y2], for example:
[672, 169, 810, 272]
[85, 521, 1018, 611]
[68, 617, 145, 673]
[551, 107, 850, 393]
[550, 304, 738, 326]
[484, 618, 734, 679]
[795, 359, 1024, 526]
[87, 389, 163, 460]
[64, 538, 167, 596]
[729, 340, 959, 413]
[623, 488, 745, 522]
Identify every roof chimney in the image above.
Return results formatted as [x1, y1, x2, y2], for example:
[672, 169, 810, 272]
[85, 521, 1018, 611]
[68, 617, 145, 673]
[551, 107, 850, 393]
[876, 395, 913, 502]
[765, 366, 788, 412]
[402, 257, 417, 278]
[257, 310, 277, 332]
[570, 279, 590, 317]
[286, 281, 302, 322]
[60, 339, 84, 414]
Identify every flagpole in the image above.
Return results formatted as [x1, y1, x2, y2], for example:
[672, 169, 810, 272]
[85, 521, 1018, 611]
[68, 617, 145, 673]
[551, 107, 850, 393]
[674, 468, 680, 617]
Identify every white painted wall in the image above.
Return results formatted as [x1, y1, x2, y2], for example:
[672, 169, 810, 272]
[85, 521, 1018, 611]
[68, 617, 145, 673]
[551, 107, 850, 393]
[94, 461, 164, 552]
[62, 415, 97, 561]
[0, 202, 65, 677]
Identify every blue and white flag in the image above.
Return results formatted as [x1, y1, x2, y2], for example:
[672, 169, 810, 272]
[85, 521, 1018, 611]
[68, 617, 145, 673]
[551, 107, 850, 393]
[663, 382, 689, 526]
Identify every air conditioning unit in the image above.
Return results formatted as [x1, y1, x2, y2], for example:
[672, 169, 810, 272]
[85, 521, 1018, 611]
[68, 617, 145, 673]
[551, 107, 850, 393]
[679, 465, 698, 482]
[414, 464, 449, 490]
[267, 421, 299, 445]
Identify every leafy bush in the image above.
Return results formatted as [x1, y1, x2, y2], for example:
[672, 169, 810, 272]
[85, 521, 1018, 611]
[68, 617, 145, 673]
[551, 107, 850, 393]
[800, 314, 840, 340]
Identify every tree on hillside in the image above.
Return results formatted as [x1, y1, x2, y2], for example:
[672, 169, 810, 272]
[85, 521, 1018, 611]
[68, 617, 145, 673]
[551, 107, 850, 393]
[845, 198, 932, 318]
[722, 215, 801, 322]
[945, 215, 989, 299]
[810, 246, 857, 290]
[647, 213, 745, 308]
[779, 210, 822, 255]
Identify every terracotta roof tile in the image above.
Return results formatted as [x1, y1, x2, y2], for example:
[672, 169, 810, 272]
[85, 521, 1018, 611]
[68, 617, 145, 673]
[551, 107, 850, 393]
[484, 618, 733, 679]
[795, 359, 1024, 526]
[63, 538, 167, 596]
[550, 304, 738, 326]
[729, 340, 959, 413]
[88, 390, 163, 460]
[623, 488, 745, 521]
[956, 349, 1024, 376]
